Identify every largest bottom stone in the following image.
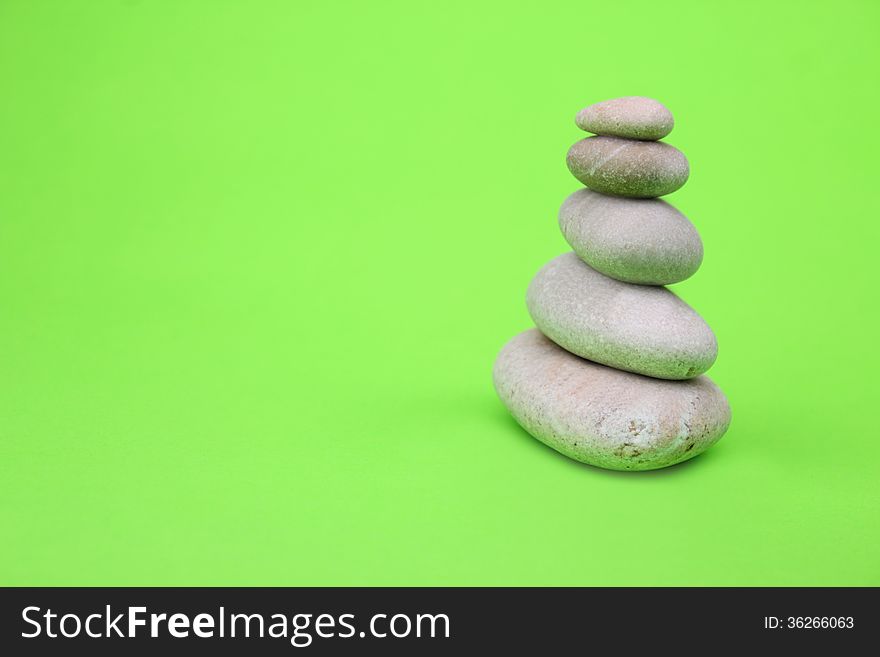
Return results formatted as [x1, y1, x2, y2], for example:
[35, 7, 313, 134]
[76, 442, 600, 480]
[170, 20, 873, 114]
[493, 329, 731, 471]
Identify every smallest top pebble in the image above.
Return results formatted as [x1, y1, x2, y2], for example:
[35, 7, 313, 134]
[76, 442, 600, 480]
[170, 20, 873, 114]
[576, 96, 673, 141]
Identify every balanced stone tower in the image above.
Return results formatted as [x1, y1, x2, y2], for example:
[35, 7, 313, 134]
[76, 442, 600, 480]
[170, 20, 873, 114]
[493, 96, 731, 471]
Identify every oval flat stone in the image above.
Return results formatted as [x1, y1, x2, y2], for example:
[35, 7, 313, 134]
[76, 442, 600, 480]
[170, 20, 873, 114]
[559, 189, 703, 285]
[575, 96, 674, 140]
[526, 252, 717, 379]
[566, 136, 689, 198]
[493, 329, 731, 471]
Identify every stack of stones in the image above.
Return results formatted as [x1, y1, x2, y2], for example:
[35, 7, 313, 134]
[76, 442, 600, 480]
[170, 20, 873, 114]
[493, 96, 730, 471]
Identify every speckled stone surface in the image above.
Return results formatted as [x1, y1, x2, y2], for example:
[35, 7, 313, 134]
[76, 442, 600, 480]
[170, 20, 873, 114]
[493, 329, 731, 471]
[575, 96, 674, 141]
[526, 252, 717, 379]
[559, 189, 703, 285]
[566, 136, 689, 198]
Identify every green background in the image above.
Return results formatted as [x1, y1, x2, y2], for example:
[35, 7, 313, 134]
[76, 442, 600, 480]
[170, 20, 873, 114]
[1, 0, 878, 586]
